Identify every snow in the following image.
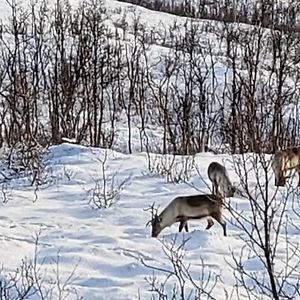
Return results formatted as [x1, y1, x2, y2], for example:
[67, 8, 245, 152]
[0, 141, 298, 299]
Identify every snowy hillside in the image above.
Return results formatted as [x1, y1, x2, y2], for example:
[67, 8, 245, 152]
[0, 142, 299, 299]
[1, 0, 300, 154]
[0, 0, 299, 299]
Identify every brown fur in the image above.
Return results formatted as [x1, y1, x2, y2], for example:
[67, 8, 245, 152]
[185, 194, 220, 207]
[272, 147, 300, 186]
[151, 194, 227, 237]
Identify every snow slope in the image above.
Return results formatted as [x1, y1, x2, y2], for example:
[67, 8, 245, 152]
[0, 142, 299, 299]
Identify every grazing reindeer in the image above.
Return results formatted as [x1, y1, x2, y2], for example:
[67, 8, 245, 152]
[150, 194, 226, 238]
[207, 162, 235, 197]
[272, 146, 300, 186]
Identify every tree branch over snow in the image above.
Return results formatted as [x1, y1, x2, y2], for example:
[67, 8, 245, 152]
[227, 152, 300, 299]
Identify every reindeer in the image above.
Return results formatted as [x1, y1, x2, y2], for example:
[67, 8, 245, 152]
[272, 146, 300, 186]
[207, 162, 235, 197]
[149, 194, 226, 238]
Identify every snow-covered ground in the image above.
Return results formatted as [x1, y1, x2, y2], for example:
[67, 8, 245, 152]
[0, 140, 299, 299]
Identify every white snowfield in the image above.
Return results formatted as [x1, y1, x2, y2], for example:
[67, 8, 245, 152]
[0, 142, 299, 299]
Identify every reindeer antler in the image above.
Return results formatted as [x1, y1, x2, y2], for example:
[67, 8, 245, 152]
[144, 202, 159, 227]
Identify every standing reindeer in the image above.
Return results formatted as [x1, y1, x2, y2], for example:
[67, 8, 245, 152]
[150, 194, 226, 237]
[272, 146, 300, 186]
[207, 162, 235, 197]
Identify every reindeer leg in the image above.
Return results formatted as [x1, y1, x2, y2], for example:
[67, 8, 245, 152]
[298, 167, 300, 187]
[184, 222, 189, 232]
[222, 221, 227, 236]
[179, 218, 189, 232]
[211, 212, 227, 236]
[206, 218, 214, 230]
[277, 171, 286, 186]
[179, 220, 185, 232]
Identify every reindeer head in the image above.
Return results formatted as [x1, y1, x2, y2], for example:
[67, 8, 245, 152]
[145, 203, 162, 238]
[151, 214, 164, 237]
[225, 185, 236, 197]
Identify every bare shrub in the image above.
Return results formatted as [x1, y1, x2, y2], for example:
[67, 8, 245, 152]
[226, 153, 300, 299]
[140, 237, 219, 300]
[146, 153, 195, 183]
[0, 142, 50, 190]
[88, 150, 131, 209]
[0, 259, 36, 299]
[0, 181, 12, 203]
[0, 233, 81, 300]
